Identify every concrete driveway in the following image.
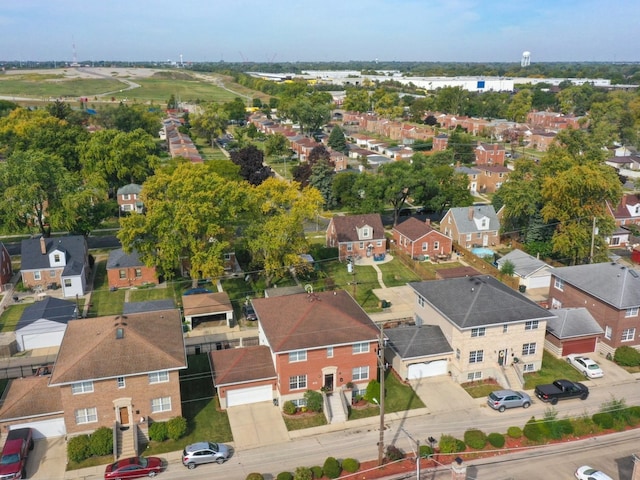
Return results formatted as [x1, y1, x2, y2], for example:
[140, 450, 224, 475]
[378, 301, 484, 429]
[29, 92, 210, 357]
[227, 401, 289, 450]
[409, 376, 479, 414]
[28, 436, 67, 480]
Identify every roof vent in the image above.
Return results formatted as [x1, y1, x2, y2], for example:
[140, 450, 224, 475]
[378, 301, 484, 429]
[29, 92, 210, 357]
[116, 327, 124, 339]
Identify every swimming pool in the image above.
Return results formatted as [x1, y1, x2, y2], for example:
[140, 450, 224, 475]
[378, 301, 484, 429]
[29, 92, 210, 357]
[471, 247, 495, 258]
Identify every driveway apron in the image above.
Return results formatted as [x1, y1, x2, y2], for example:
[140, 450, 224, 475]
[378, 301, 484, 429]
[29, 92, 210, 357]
[29, 437, 67, 480]
[410, 377, 478, 413]
[227, 401, 290, 450]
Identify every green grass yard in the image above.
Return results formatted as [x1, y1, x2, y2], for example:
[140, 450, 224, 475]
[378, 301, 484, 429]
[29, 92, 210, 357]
[523, 350, 585, 389]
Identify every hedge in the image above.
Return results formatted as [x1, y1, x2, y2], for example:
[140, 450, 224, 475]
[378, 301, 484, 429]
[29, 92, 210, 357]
[439, 434, 466, 454]
[67, 435, 91, 463]
[89, 427, 113, 456]
[148, 421, 168, 442]
[592, 412, 614, 429]
[463, 429, 487, 449]
[246, 474, 264, 480]
[487, 433, 505, 448]
[283, 400, 297, 415]
[276, 472, 292, 480]
[167, 416, 187, 441]
[341, 458, 359, 473]
[322, 457, 341, 479]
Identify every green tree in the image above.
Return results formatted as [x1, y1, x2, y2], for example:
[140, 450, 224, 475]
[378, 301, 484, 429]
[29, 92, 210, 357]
[287, 98, 330, 135]
[167, 94, 177, 110]
[500, 260, 515, 276]
[434, 86, 467, 115]
[342, 87, 370, 113]
[308, 159, 336, 209]
[230, 145, 273, 186]
[447, 128, 475, 165]
[327, 126, 348, 153]
[94, 103, 161, 136]
[191, 102, 229, 147]
[377, 161, 415, 225]
[506, 89, 533, 122]
[265, 133, 290, 158]
[224, 97, 248, 122]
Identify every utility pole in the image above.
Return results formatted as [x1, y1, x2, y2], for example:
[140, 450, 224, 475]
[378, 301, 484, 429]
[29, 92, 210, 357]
[590, 216, 597, 263]
[377, 325, 385, 465]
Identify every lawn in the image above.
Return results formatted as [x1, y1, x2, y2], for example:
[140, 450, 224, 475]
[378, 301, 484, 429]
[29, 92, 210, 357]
[461, 379, 502, 398]
[0, 303, 29, 333]
[320, 261, 382, 311]
[523, 350, 584, 389]
[377, 258, 422, 287]
[283, 412, 328, 431]
[128, 283, 183, 304]
[0, 75, 124, 98]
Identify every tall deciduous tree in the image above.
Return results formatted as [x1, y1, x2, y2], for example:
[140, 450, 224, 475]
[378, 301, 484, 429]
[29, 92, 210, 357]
[342, 87, 370, 113]
[506, 89, 533, 122]
[230, 145, 273, 186]
[191, 103, 229, 147]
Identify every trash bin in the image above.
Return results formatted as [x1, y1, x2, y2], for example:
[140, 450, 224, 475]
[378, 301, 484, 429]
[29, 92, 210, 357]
[518, 285, 526, 293]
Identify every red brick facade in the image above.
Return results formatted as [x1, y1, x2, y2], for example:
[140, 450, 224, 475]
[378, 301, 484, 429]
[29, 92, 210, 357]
[107, 265, 158, 289]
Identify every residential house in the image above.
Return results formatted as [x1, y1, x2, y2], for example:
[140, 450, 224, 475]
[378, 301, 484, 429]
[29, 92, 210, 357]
[211, 290, 380, 410]
[455, 165, 481, 194]
[392, 217, 452, 261]
[326, 214, 387, 261]
[409, 276, 555, 383]
[117, 184, 143, 214]
[475, 143, 505, 166]
[544, 307, 603, 357]
[441, 205, 502, 249]
[182, 291, 234, 330]
[15, 297, 77, 352]
[474, 165, 510, 194]
[606, 193, 640, 248]
[432, 134, 449, 151]
[0, 242, 12, 288]
[496, 249, 554, 291]
[330, 150, 348, 171]
[20, 236, 90, 298]
[549, 263, 640, 355]
[528, 131, 556, 152]
[106, 248, 158, 289]
[49, 309, 187, 438]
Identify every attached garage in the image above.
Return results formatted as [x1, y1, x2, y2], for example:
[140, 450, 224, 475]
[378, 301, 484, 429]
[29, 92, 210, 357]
[227, 385, 273, 407]
[544, 307, 603, 358]
[408, 360, 448, 379]
[526, 274, 552, 290]
[561, 337, 598, 356]
[10, 417, 66, 439]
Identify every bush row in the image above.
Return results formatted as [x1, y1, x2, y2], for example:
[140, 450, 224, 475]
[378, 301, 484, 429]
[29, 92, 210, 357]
[148, 416, 188, 442]
[67, 427, 113, 463]
[245, 456, 361, 480]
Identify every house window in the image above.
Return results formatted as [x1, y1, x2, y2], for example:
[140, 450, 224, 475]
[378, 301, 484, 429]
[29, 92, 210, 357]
[135, 268, 142, 278]
[327, 346, 333, 358]
[523, 363, 535, 373]
[362, 227, 370, 237]
[352, 366, 369, 381]
[64, 279, 72, 287]
[289, 350, 307, 362]
[291, 398, 307, 408]
[151, 396, 172, 413]
[123, 194, 131, 200]
[469, 350, 484, 363]
[34, 271, 41, 280]
[359, 242, 364, 249]
[119, 269, 126, 279]
[605, 326, 612, 340]
[554, 278, 564, 291]
[49, 270, 56, 278]
[611, 237, 621, 246]
[551, 298, 563, 309]
[353, 342, 369, 354]
[476, 232, 482, 238]
[467, 372, 482, 381]
[71, 381, 94, 394]
[522, 343, 537, 356]
[525, 320, 539, 330]
[376, 240, 383, 247]
[75, 407, 98, 425]
[289, 375, 307, 390]
[621, 328, 636, 342]
[503, 324, 508, 333]
[471, 327, 486, 337]
[481, 219, 487, 228]
[625, 307, 639, 318]
[224, 253, 232, 261]
[54, 254, 61, 262]
[422, 242, 428, 251]
[149, 371, 169, 384]
[417, 295, 425, 307]
[117, 377, 126, 389]
[347, 243, 353, 252]
[434, 241, 439, 251]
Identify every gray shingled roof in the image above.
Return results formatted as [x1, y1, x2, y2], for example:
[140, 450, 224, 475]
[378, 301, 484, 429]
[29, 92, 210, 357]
[409, 276, 556, 329]
[497, 249, 552, 278]
[116, 183, 142, 195]
[17, 297, 77, 329]
[552, 263, 640, 309]
[21, 236, 87, 271]
[546, 308, 603, 339]
[447, 205, 500, 234]
[384, 325, 452, 360]
[107, 248, 144, 269]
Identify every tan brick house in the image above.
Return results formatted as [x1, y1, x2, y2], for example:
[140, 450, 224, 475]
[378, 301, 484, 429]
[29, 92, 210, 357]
[441, 205, 503, 249]
[326, 214, 386, 261]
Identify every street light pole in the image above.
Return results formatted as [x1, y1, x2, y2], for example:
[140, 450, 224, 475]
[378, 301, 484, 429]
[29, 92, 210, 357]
[400, 427, 420, 480]
[377, 326, 385, 466]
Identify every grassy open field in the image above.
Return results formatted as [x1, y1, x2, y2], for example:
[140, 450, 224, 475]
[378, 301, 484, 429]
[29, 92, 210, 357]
[0, 75, 124, 98]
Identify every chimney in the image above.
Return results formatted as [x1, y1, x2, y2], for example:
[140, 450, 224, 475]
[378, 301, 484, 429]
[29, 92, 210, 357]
[468, 206, 474, 221]
[621, 195, 627, 207]
[424, 218, 431, 226]
[40, 237, 46, 255]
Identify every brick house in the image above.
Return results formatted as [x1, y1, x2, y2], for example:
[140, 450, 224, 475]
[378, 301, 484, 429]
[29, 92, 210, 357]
[117, 184, 143, 214]
[528, 131, 557, 151]
[441, 205, 502, 249]
[409, 276, 555, 383]
[474, 165, 510, 193]
[455, 165, 481, 194]
[20, 236, 90, 297]
[106, 248, 158, 289]
[211, 290, 379, 410]
[0, 242, 12, 287]
[548, 263, 640, 356]
[475, 143, 505, 166]
[392, 217, 452, 260]
[432, 134, 449, 151]
[606, 193, 640, 248]
[326, 214, 387, 261]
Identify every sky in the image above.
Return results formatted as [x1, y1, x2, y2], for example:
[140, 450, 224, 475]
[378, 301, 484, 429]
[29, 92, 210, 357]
[2, 0, 639, 64]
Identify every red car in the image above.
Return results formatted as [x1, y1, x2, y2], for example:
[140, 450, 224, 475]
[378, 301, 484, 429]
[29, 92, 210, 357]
[104, 456, 163, 479]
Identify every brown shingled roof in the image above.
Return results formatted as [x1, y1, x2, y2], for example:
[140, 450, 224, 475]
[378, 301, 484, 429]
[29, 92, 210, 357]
[253, 290, 379, 353]
[330, 214, 385, 243]
[211, 346, 276, 386]
[0, 376, 63, 421]
[183, 292, 232, 317]
[393, 217, 437, 241]
[49, 309, 186, 385]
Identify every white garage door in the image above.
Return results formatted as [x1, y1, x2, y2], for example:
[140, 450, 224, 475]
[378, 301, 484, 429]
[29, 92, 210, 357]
[226, 385, 272, 407]
[526, 275, 551, 290]
[408, 360, 448, 379]
[19, 331, 65, 352]
[10, 418, 66, 439]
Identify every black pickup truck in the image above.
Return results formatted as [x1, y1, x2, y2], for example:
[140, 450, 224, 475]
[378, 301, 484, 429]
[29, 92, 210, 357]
[534, 379, 589, 405]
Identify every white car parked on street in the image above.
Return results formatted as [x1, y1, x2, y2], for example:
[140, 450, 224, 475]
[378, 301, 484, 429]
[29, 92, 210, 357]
[566, 354, 604, 379]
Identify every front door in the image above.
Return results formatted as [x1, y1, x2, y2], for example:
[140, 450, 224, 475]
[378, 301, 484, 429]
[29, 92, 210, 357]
[498, 349, 507, 366]
[119, 406, 129, 426]
[324, 374, 334, 392]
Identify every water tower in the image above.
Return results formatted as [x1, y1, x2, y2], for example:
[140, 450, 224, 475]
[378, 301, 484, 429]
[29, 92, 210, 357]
[521, 51, 531, 67]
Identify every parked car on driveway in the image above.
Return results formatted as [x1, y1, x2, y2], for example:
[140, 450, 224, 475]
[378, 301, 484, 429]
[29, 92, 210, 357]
[487, 389, 531, 412]
[575, 465, 613, 480]
[104, 456, 163, 479]
[242, 303, 257, 321]
[566, 354, 604, 378]
[182, 442, 232, 469]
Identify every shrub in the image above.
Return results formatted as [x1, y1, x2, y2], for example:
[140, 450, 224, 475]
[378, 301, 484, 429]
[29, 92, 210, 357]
[148, 421, 168, 442]
[556, 419, 574, 436]
[507, 426, 522, 438]
[385, 445, 405, 461]
[342, 458, 359, 473]
[67, 434, 91, 463]
[628, 406, 640, 419]
[246, 474, 264, 480]
[310, 466, 323, 479]
[463, 429, 487, 450]
[614, 346, 640, 367]
[283, 401, 297, 415]
[89, 427, 113, 456]
[572, 415, 599, 437]
[487, 433, 505, 448]
[600, 397, 628, 422]
[304, 390, 323, 413]
[167, 416, 187, 441]
[322, 457, 342, 479]
[293, 466, 312, 480]
[592, 412, 614, 429]
[523, 417, 543, 442]
[364, 380, 381, 404]
[276, 472, 293, 480]
[439, 434, 465, 454]
[419, 445, 434, 457]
